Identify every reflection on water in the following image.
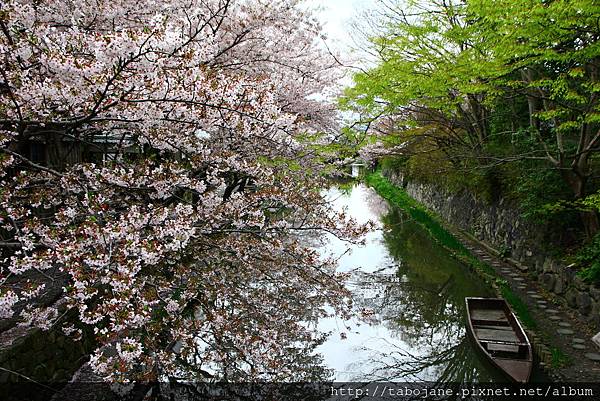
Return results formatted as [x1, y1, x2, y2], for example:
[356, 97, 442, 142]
[317, 183, 504, 382]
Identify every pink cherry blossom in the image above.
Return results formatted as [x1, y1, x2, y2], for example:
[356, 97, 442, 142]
[0, 0, 365, 383]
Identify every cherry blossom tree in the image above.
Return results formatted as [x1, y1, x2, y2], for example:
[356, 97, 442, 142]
[0, 0, 365, 383]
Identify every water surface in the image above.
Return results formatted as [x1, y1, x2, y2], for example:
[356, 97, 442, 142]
[317, 183, 504, 382]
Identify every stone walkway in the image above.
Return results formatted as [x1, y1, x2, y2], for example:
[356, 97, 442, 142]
[452, 230, 600, 381]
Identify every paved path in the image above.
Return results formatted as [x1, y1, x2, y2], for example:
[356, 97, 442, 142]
[452, 230, 600, 381]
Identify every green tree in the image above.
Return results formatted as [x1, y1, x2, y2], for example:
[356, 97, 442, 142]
[341, 0, 498, 153]
[343, 0, 600, 236]
[468, 0, 600, 236]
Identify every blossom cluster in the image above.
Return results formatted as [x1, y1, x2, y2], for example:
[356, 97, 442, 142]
[0, 0, 366, 383]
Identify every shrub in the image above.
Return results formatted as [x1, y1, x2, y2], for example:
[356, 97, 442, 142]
[577, 233, 600, 283]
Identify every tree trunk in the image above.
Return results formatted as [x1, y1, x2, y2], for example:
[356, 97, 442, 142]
[520, 69, 540, 132]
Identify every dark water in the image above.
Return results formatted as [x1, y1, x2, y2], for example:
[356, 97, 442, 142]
[316, 184, 512, 382]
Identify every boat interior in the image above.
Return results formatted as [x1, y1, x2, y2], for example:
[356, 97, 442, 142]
[469, 302, 530, 360]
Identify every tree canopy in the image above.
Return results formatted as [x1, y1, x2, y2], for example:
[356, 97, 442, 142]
[342, 0, 600, 238]
[0, 0, 365, 383]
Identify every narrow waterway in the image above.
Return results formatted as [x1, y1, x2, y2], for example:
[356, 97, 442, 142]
[317, 183, 506, 382]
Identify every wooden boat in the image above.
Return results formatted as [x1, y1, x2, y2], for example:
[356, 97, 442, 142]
[465, 297, 533, 383]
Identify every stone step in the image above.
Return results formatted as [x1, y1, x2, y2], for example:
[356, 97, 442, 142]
[584, 353, 600, 362]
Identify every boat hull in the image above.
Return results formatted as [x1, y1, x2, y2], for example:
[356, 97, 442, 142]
[465, 297, 533, 383]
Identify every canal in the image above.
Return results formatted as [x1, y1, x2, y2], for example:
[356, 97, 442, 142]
[317, 183, 511, 382]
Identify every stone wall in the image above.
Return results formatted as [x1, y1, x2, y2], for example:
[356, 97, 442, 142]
[382, 168, 600, 330]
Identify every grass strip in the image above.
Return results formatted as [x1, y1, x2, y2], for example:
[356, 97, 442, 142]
[364, 170, 468, 255]
[550, 347, 570, 368]
[365, 169, 536, 328]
